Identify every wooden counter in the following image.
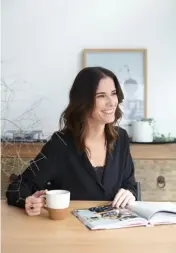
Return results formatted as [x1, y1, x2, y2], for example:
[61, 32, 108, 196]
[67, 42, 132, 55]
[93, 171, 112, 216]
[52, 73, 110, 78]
[1, 142, 176, 160]
[130, 143, 176, 160]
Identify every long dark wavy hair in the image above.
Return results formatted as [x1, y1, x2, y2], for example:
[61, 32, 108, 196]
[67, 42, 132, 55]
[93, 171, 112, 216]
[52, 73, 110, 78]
[59, 67, 124, 153]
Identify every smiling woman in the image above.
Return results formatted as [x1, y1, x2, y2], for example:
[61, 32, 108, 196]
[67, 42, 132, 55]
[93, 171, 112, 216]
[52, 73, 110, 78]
[6, 67, 137, 216]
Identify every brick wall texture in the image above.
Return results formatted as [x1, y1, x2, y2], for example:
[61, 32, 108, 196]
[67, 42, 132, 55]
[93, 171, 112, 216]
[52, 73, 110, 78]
[134, 160, 176, 201]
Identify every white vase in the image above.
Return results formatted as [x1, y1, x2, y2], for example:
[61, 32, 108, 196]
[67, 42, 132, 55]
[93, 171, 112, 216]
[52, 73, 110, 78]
[131, 121, 154, 142]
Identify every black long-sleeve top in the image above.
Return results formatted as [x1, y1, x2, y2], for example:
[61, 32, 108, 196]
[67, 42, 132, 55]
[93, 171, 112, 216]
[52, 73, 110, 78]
[6, 127, 137, 208]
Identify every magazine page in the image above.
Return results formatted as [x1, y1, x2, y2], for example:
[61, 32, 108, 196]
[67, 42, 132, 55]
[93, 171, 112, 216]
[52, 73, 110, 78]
[149, 212, 176, 225]
[128, 201, 176, 221]
[72, 204, 148, 230]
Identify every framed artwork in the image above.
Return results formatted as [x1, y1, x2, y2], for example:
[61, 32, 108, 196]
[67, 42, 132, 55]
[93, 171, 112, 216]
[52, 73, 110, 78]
[83, 48, 147, 130]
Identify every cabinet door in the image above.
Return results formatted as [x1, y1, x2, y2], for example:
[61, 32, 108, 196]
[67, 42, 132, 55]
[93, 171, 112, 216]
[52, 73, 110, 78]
[134, 160, 176, 201]
[1, 157, 31, 199]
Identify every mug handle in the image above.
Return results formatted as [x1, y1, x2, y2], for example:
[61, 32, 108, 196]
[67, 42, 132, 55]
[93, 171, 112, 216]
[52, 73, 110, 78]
[40, 193, 48, 210]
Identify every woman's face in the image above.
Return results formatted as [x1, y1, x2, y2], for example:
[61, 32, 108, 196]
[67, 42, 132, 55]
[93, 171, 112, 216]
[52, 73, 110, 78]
[90, 77, 118, 124]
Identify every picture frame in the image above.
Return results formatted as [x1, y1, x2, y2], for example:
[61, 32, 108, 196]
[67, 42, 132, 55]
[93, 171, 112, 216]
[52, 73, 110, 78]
[83, 48, 147, 130]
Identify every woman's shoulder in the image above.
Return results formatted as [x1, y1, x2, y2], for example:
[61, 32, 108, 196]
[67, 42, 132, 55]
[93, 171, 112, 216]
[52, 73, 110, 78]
[47, 129, 71, 147]
[113, 126, 130, 149]
[37, 130, 71, 157]
[112, 126, 130, 153]
[114, 126, 129, 139]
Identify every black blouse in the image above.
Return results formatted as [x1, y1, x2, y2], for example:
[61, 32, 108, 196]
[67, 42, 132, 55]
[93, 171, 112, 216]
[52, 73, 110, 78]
[6, 127, 137, 209]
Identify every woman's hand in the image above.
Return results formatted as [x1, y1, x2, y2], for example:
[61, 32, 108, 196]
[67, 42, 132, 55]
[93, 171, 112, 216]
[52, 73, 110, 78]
[112, 188, 135, 208]
[25, 190, 47, 216]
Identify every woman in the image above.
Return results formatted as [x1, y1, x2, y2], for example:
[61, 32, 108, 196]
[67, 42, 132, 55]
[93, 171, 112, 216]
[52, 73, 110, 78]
[6, 66, 137, 216]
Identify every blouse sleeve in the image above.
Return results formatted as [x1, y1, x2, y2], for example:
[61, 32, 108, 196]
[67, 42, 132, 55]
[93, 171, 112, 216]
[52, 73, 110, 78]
[121, 130, 137, 199]
[6, 132, 64, 208]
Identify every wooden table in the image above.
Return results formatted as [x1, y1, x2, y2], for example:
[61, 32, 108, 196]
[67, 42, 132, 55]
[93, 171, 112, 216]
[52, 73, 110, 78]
[2, 200, 176, 253]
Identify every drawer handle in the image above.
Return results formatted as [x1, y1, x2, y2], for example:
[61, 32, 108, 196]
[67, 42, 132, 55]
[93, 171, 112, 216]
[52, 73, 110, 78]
[157, 176, 166, 188]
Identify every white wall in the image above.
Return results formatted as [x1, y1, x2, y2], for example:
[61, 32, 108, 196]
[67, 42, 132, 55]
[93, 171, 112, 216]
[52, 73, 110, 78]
[1, 0, 176, 138]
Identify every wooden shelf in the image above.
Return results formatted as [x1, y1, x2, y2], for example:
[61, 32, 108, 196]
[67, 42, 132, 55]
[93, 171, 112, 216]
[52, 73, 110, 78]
[1, 142, 176, 160]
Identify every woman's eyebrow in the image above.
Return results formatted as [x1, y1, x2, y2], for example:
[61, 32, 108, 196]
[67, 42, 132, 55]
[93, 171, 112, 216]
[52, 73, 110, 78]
[96, 90, 116, 95]
[96, 92, 106, 95]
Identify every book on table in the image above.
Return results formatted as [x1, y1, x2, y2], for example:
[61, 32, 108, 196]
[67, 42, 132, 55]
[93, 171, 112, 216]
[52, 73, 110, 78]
[72, 201, 176, 230]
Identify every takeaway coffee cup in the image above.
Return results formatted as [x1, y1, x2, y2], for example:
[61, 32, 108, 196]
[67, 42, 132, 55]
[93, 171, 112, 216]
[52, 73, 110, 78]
[44, 190, 70, 220]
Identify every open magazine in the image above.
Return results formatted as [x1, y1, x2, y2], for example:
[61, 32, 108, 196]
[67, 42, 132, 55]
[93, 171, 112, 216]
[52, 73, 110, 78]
[72, 201, 176, 230]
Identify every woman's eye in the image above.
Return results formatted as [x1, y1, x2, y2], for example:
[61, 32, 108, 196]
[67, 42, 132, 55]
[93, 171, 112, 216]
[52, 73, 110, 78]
[97, 95, 105, 98]
[96, 92, 117, 98]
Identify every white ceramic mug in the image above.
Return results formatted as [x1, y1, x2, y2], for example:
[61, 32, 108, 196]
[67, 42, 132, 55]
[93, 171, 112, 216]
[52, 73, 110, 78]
[44, 190, 70, 220]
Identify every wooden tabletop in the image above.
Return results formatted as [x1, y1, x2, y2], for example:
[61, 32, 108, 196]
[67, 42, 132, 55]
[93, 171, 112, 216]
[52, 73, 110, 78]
[2, 200, 176, 253]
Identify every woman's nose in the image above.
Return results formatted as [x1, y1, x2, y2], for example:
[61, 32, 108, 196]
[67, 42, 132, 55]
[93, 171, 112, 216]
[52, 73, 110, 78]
[106, 96, 115, 106]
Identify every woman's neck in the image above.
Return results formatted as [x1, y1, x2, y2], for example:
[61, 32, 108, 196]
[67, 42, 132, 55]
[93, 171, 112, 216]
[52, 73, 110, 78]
[85, 122, 105, 142]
